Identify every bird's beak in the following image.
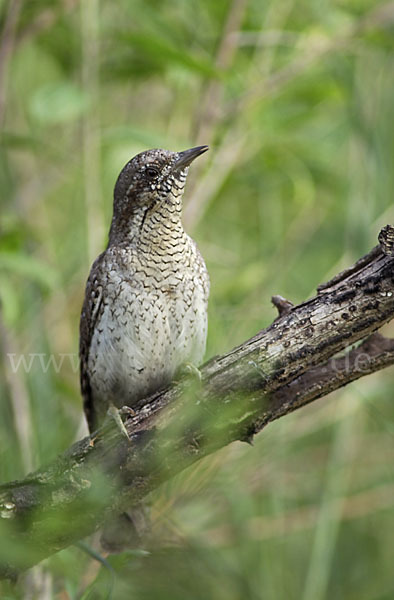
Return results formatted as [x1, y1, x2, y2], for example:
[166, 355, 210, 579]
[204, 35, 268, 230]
[174, 145, 209, 170]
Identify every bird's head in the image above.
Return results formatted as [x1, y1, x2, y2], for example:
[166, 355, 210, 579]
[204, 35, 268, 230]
[112, 145, 209, 219]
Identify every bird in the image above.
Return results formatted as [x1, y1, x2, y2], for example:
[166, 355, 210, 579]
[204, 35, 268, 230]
[79, 145, 209, 551]
[79, 145, 210, 436]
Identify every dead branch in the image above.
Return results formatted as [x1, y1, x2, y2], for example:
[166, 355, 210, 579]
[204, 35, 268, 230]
[1, 226, 394, 579]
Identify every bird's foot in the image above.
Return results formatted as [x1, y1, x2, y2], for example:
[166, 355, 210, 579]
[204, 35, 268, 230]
[106, 403, 135, 442]
[177, 362, 202, 382]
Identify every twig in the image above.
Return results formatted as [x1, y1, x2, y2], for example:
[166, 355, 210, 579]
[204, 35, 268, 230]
[271, 294, 294, 317]
[0, 0, 22, 125]
[192, 0, 248, 144]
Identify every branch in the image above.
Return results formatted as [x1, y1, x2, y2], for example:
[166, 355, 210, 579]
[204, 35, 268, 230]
[1, 227, 394, 579]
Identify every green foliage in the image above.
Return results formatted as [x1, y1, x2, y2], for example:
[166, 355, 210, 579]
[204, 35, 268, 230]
[1, 0, 394, 597]
[29, 82, 89, 125]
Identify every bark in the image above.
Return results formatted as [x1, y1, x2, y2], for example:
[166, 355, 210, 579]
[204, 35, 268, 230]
[1, 226, 394, 579]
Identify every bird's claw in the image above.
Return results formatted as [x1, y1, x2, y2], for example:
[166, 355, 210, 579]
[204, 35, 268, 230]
[178, 362, 202, 382]
[118, 406, 136, 417]
[106, 404, 135, 442]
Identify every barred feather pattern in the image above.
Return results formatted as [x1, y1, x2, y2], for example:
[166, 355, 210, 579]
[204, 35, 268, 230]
[79, 148, 209, 432]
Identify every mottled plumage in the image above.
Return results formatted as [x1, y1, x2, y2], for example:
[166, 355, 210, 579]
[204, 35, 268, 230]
[80, 146, 209, 432]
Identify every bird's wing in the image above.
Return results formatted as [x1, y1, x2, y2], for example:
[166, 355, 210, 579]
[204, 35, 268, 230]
[79, 252, 105, 433]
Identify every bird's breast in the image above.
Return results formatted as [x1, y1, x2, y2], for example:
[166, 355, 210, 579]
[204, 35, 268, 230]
[88, 268, 208, 409]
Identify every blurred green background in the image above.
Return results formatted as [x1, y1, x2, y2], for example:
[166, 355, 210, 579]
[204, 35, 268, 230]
[1, 0, 394, 598]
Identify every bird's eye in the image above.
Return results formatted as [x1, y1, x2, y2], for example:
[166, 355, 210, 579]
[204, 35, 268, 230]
[146, 166, 159, 179]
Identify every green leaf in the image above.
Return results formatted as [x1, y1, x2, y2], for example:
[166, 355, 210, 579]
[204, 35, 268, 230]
[0, 252, 58, 289]
[0, 131, 44, 149]
[29, 82, 89, 125]
[117, 32, 220, 78]
[0, 276, 19, 326]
